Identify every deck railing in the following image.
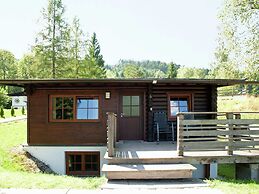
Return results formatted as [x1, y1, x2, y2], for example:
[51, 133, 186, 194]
[177, 112, 259, 156]
[107, 112, 117, 157]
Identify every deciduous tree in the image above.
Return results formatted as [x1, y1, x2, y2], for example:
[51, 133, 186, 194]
[0, 49, 16, 79]
[18, 54, 37, 79]
[214, 0, 258, 93]
[123, 64, 144, 78]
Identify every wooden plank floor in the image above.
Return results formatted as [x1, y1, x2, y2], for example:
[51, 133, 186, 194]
[112, 141, 259, 164]
[102, 163, 196, 179]
[115, 141, 178, 158]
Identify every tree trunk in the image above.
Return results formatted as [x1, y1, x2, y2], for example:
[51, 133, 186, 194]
[52, 1, 56, 78]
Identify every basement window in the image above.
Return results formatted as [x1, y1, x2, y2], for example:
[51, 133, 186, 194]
[65, 152, 100, 177]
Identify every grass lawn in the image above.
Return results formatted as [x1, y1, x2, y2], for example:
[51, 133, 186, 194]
[207, 164, 259, 194]
[0, 109, 26, 119]
[0, 121, 105, 189]
[218, 95, 259, 119]
[208, 178, 259, 194]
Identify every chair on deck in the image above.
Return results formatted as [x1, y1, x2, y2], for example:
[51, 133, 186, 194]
[153, 111, 175, 144]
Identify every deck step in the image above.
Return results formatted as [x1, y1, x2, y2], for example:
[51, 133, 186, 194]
[104, 151, 183, 165]
[102, 163, 196, 180]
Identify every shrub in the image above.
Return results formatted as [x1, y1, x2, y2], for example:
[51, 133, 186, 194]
[0, 88, 11, 108]
[21, 106, 25, 115]
[11, 107, 15, 117]
[0, 106, 4, 118]
[4, 99, 12, 109]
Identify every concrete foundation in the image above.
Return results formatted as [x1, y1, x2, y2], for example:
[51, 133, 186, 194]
[23, 145, 107, 175]
[210, 163, 218, 179]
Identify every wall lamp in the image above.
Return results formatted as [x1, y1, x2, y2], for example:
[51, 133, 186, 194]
[105, 91, 111, 99]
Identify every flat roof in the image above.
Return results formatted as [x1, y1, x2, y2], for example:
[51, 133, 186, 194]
[0, 78, 257, 87]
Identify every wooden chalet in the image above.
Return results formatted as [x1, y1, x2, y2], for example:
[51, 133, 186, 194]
[1, 78, 259, 180]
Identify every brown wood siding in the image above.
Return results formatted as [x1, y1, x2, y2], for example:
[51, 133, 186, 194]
[147, 84, 215, 141]
[29, 89, 119, 145]
[210, 86, 218, 112]
[151, 85, 213, 112]
[28, 83, 217, 145]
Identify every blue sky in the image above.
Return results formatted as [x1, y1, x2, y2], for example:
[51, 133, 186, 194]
[0, 0, 223, 67]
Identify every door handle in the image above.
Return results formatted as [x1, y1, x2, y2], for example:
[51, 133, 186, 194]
[120, 112, 124, 117]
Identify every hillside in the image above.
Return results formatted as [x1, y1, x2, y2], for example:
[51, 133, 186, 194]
[218, 95, 259, 119]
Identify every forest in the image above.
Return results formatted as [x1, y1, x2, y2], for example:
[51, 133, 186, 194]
[0, 0, 258, 106]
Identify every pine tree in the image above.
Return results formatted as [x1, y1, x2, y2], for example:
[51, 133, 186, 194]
[167, 62, 178, 78]
[0, 106, 4, 118]
[33, 0, 69, 78]
[85, 33, 106, 78]
[69, 17, 85, 78]
[11, 107, 15, 117]
[22, 106, 25, 115]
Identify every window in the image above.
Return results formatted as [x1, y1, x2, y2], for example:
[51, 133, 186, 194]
[50, 95, 99, 122]
[52, 96, 74, 120]
[122, 96, 140, 116]
[168, 94, 191, 119]
[66, 152, 100, 176]
[77, 97, 99, 120]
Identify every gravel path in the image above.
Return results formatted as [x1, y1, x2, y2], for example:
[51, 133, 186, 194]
[0, 115, 27, 123]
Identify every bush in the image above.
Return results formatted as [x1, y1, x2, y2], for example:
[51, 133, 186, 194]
[4, 98, 12, 109]
[11, 107, 15, 117]
[0, 106, 4, 118]
[21, 106, 25, 115]
[0, 88, 11, 108]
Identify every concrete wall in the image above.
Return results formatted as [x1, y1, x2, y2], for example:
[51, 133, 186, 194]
[192, 164, 217, 179]
[210, 163, 218, 179]
[192, 164, 205, 178]
[23, 145, 107, 175]
[23, 145, 218, 179]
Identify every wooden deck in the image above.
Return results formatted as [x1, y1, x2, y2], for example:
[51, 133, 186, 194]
[104, 112, 259, 180]
[106, 112, 259, 163]
[105, 140, 259, 164]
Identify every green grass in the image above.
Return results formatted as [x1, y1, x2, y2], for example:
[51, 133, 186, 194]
[208, 179, 259, 194]
[218, 164, 236, 179]
[0, 121, 105, 189]
[207, 164, 259, 194]
[0, 121, 26, 171]
[0, 109, 26, 119]
[218, 95, 259, 119]
[0, 171, 106, 189]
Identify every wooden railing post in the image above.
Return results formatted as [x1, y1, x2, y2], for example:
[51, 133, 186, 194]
[226, 113, 234, 155]
[177, 114, 184, 156]
[114, 114, 117, 143]
[107, 112, 116, 157]
[235, 113, 241, 120]
[235, 113, 241, 141]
